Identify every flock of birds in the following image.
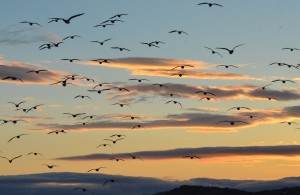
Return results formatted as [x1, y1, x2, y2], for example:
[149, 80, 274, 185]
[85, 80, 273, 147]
[1, 1, 299, 194]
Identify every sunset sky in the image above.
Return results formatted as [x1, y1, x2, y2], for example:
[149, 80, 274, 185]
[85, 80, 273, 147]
[2, 0, 300, 187]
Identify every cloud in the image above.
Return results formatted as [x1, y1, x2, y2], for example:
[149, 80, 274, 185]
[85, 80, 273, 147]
[0, 25, 60, 45]
[56, 145, 300, 161]
[0, 59, 67, 84]
[80, 57, 260, 80]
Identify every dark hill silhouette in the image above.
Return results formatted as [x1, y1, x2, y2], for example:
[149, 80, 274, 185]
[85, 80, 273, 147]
[154, 185, 300, 195]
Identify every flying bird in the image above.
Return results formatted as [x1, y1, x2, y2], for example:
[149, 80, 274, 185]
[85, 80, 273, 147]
[216, 120, 248, 125]
[153, 83, 168, 88]
[280, 121, 299, 125]
[228, 106, 251, 111]
[63, 113, 86, 118]
[169, 30, 189, 35]
[110, 13, 128, 19]
[90, 38, 112, 45]
[271, 79, 295, 84]
[140, 42, 160, 48]
[171, 65, 195, 70]
[128, 154, 143, 160]
[96, 144, 112, 148]
[129, 78, 150, 82]
[261, 84, 272, 90]
[111, 47, 130, 51]
[8, 101, 26, 108]
[198, 2, 223, 7]
[27, 152, 43, 156]
[195, 90, 216, 96]
[8, 134, 29, 143]
[88, 88, 111, 94]
[132, 124, 145, 129]
[109, 158, 124, 162]
[74, 95, 91, 99]
[216, 44, 245, 54]
[183, 155, 201, 159]
[110, 134, 127, 138]
[216, 65, 238, 68]
[0, 155, 22, 163]
[42, 164, 58, 169]
[109, 87, 130, 92]
[203, 46, 223, 57]
[102, 179, 118, 187]
[73, 188, 93, 193]
[94, 23, 114, 28]
[104, 138, 124, 144]
[20, 21, 42, 26]
[199, 96, 216, 101]
[101, 19, 124, 24]
[165, 100, 183, 109]
[170, 73, 188, 77]
[2, 76, 23, 82]
[282, 48, 300, 51]
[61, 58, 80, 62]
[87, 167, 107, 173]
[93, 82, 110, 89]
[49, 13, 85, 24]
[27, 69, 48, 74]
[62, 35, 81, 41]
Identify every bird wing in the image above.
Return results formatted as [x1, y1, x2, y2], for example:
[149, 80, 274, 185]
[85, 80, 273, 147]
[233, 44, 245, 49]
[68, 13, 85, 21]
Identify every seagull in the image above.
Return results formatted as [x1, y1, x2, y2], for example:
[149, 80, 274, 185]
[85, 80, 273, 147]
[282, 48, 300, 51]
[271, 79, 295, 84]
[198, 2, 223, 7]
[244, 115, 262, 119]
[96, 144, 112, 148]
[199, 96, 216, 101]
[269, 62, 288, 66]
[111, 47, 130, 51]
[90, 38, 112, 45]
[101, 19, 124, 24]
[216, 120, 248, 125]
[110, 13, 128, 19]
[74, 95, 91, 99]
[216, 44, 245, 54]
[0, 155, 22, 163]
[94, 23, 114, 28]
[195, 90, 216, 96]
[63, 113, 86, 118]
[87, 167, 107, 173]
[62, 35, 81, 41]
[170, 73, 188, 77]
[129, 78, 150, 82]
[88, 88, 111, 94]
[203, 46, 223, 57]
[80, 77, 95, 82]
[132, 124, 145, 129]
[140, 42, 160, 48]
[91, 59, 114, 64]
[123, 115, 141, 120]
[8, 101, 26, 108]
[82, 115, 97, 120]
[228, 106, 251, 111]
[109, 87, 130, 92]
[150, 41, 165, 45]
[61, 58, 80, 62]
[102, 179, 118, 187]
[42, 164, 58, 169]
[165, 100, 183, 109]
[169, 30, 188, 35]
[2, 76, 23, 82]
[103, 138, 124, 144]
[73, 188, 93, 193]
[183, 155, 201, 159]
[27, 152, 43, 156]
[261, 84, 272, 90]
[93, 83, 110, 89]
[216, 65, 238, 68]
[49, 41, 64, 47]
[51, 81, 76, 87]
[153, 83, 168, 88]
[8, 134, 29, 143]
[171, 65, 194, 70]
[112, 103, 132, 108]
[20, 21, 42, 26]
[109, 158, 124, 162]
[280, 121, 299, 125]
[49, 13, 85, 24]
[9, 119, 28, 124]
[128, 154, 143, 160]
[110, 134, 127, 138]
[27, 69, 48, 74]
[26, 104, 44, 113]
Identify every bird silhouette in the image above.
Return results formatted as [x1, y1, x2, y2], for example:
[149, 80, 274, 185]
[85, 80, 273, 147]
[53, 127, 68, 134]
[110, 13, 128, 19]
[27, 69, 48, 74]
[93, 82, 110, 89]
[82, 115, 97, 120]
[111, 47, 130, 51]
[203, 46, 223, 57]
[282, 48, 300, 51]
[216, 44, 245, 54]
[169, 30, 188, 35]
[104, 138, 124, 144]
[261, 84, 272, 90]
[153, 83, 168, 88]
[94, 23, 114, 28]
[90, 38, 112, 45]
[132, 124, 145, 129]
[62, 35, 81, 41]
[171, 65, 194, 70]
[63, 113, 86, 118]
[129, 78, 150, 82]
[8, 134, 29, 143]
[228, 106, 251, 111]
[91, 59, 114, 64]
[170, 73, 188, 77]
[74, 95, 91, 99]
[140, 42, 160, 48]
[73, 188, 93, 193]
[280, 121, 299, 125]
[271, 79, 295, 84]
[96, 144, 112, 148]
[183, 155, 201, 159]
[42, 164, 58, 169]
[123, 115, 141, 120]
[109, 158, 124, 162]
[20, 21, 42, 26]
[165, 100, 183, 109]
[9, 119, 28, 124]
[2, 76, 23, 82]
[110, 134, 127, 138]
[49, 13, 85, 24]
[198, 2, 223, 7]
[26, 104, 44, 113]
[101, 19, 124, 24]
[88, 88, 111, 94]
[199, 96, 216, 101]
[216, 120, 248, 125]
[216, 65, 238, 68]
[112, 103, 132, 108]
[128, 154, 143, 160]
[8, 101, 26, 108]
[102, 179, 118, 187]
[0, 155, 22, 163]
[195, 90, 216, 96]
[109, 87, 130, 92]
[87, 167, 107, 173]
[61, 58, 80, 62]
[27, 152, 43, 156]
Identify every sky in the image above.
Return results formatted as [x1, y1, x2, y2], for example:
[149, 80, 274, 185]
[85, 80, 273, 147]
[2, 0, 300, 192]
